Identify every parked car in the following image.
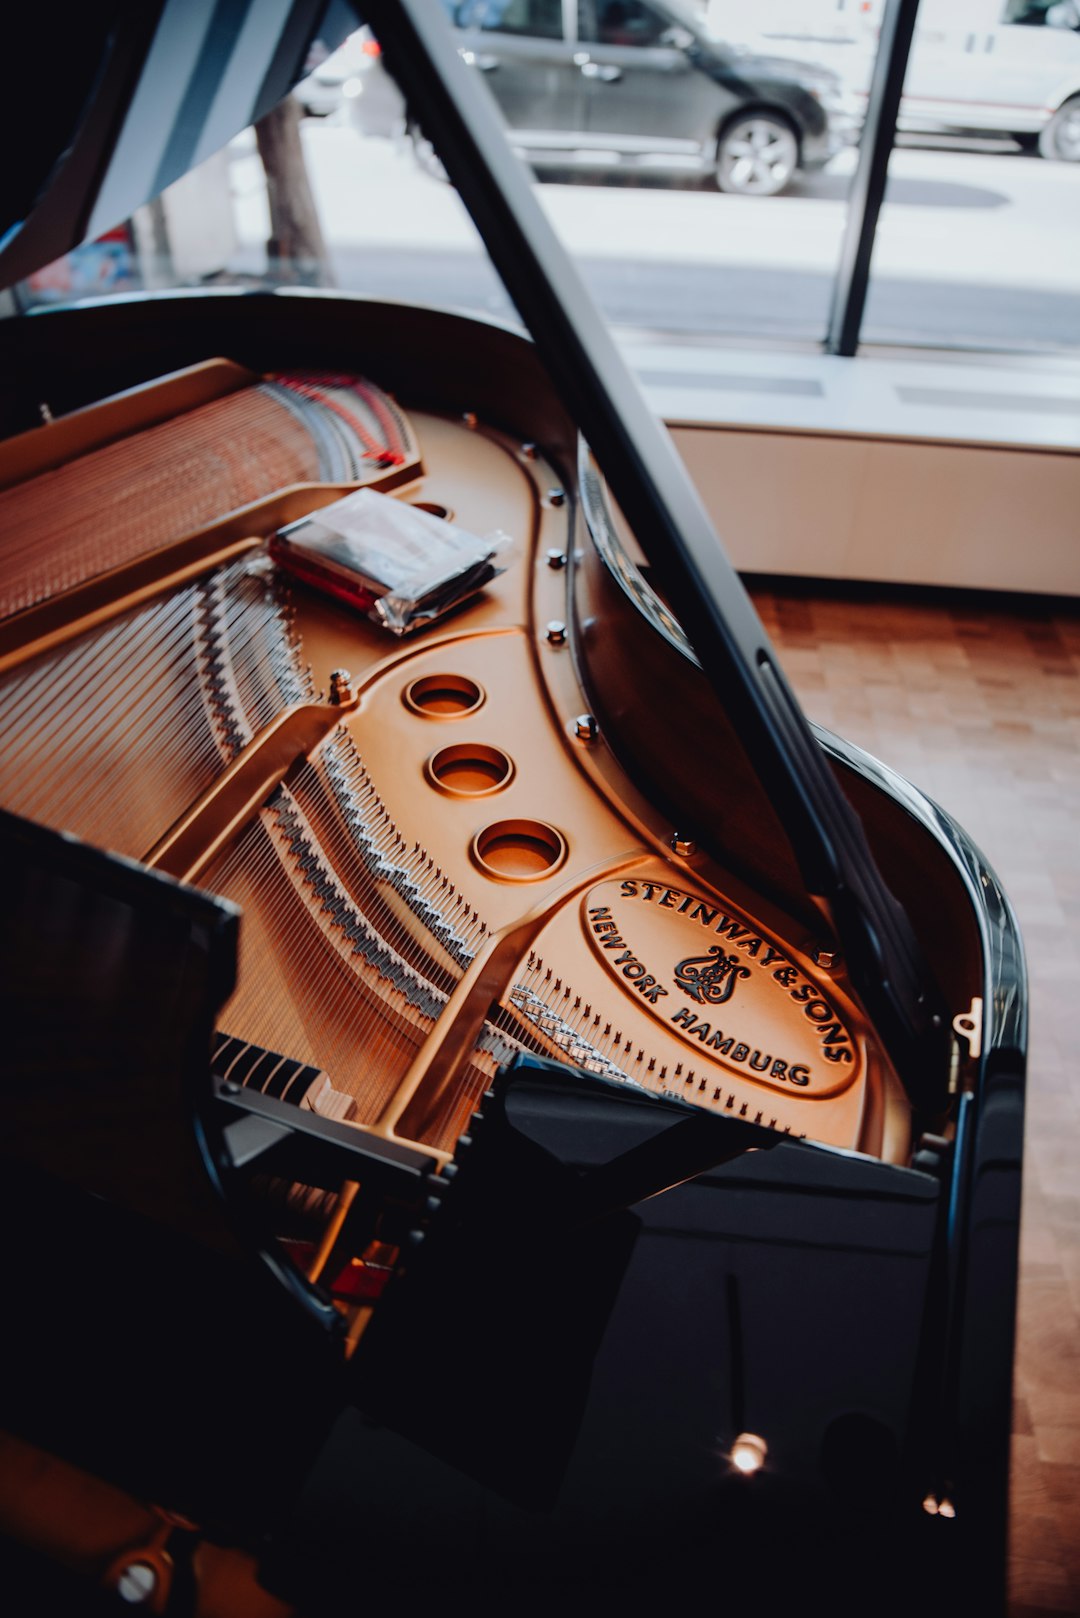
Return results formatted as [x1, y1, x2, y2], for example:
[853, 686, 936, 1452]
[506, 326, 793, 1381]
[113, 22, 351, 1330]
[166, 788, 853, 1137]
[296, 28, 403, 123]
[350, 0, 858, 195]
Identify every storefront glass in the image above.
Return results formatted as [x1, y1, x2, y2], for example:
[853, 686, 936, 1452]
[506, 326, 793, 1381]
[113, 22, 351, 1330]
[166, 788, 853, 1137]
[15, 1, 1080, 358]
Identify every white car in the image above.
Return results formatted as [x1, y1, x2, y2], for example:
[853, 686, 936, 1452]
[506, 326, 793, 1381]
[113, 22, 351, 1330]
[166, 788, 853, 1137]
[708, 0, 1080, 159]
[296, 28, 404, 131]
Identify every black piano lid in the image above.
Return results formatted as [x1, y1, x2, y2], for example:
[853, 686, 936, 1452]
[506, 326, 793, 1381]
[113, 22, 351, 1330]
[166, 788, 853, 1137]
[0, 0, 951, 1107]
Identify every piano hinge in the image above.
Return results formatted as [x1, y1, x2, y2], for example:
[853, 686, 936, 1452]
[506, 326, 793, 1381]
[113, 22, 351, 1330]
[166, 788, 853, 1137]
[951, 996, 983, 1061]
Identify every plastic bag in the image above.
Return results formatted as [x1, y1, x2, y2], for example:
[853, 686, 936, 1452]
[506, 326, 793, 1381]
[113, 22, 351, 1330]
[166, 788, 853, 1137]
[269, 488, 508, 635]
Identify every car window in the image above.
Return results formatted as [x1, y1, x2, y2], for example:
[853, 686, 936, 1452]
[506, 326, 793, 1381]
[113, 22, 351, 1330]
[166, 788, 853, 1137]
[1001, 0, 1080, 24]
[451, 0, 565, 38]
[579, 0, 673, 48]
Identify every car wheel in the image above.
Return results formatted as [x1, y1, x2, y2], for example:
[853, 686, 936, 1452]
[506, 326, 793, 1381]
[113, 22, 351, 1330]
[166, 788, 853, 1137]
[408, 122, 449, 183]
[715, 114, 798, 197]
[1038, 96, 1080, 161]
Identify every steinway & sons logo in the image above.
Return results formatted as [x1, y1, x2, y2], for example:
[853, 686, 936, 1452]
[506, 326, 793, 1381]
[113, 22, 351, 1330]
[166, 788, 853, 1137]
[674, 947, 750, 1006]
[582, 878, 861, 1097]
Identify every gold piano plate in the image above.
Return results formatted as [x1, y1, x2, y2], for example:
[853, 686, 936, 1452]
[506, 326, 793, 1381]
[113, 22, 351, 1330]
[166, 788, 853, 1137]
[0, 358, 900, 1169]
[582, 877, 862, 1100]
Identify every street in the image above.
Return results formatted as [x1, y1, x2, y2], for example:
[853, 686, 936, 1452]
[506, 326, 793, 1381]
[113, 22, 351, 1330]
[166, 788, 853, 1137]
[227, 119, 1080, 352]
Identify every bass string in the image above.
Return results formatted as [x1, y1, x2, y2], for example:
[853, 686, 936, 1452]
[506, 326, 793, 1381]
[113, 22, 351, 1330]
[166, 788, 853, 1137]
[63, 605, 228, 832]
[0, 590, 211, 839]
[0, 583, 197, 757]
[0, 370, 410, 618]
[0, 462, 291, 621]
[0, 388, 321, 616]
[0, 560, 290, 847]
[224, 574, 311, 733]
[195, 564, 301, 739]
[0, 377, 404, 826]
[80, 555, 290, 782]
[3, 576, 253, 839]
[261, 384, 352, 482]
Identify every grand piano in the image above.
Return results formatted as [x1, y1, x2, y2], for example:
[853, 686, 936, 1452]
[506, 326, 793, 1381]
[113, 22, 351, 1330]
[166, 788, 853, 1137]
[0, 2, 1026, 1613]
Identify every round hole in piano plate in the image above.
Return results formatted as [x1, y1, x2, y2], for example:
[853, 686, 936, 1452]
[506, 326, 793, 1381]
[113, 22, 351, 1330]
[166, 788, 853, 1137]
[426, 744, 514, 797]
[411, 500, 454, 521]
[403, 673, 485, 719]
[471, 819, 567, 882]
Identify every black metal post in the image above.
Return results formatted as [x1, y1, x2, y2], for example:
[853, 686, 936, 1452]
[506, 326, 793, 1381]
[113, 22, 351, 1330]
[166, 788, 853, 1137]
[825, 0, 922, 356]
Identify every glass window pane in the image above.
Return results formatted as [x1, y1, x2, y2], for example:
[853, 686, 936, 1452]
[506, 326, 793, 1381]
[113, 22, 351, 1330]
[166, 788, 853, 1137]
[861, 0, 1080, 353]
[455, 0, 564, 39]
[21, 7, 886, 352]
[462, 0, 878, 347]
[3, 9, 872, 358]
[1003, 0, 1080, 25]
[584, 2, 672, 48]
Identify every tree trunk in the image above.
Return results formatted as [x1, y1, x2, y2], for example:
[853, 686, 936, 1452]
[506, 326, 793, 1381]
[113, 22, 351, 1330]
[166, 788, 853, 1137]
[254, 97, 334, 288]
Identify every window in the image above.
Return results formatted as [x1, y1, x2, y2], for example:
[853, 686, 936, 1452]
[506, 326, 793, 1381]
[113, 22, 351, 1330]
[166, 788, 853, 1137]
[18, 9, 1079, 362]
[1003, 0, 1080, 27]
[452, 0, 564, 38]
[582, 1, 672, 48]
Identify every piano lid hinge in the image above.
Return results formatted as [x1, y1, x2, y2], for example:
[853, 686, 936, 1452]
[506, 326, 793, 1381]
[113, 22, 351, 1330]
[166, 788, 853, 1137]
[951, 996, 983, 1062]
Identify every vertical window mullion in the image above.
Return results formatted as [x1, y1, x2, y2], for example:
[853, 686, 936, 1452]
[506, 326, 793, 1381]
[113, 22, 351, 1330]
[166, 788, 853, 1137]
[825, 0, 922, 356]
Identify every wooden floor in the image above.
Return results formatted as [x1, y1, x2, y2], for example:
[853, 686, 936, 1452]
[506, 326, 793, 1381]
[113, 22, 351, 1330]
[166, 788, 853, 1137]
[749, 579, 1080, 1618]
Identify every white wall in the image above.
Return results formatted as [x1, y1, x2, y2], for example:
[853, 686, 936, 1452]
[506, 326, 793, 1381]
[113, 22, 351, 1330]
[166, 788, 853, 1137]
[672, 422, 1080, 593]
